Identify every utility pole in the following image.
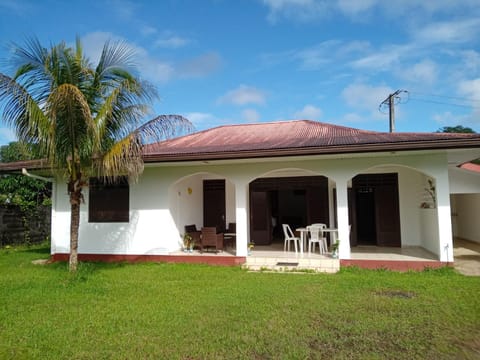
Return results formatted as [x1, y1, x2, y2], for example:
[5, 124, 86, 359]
[379, 90, 407, 133]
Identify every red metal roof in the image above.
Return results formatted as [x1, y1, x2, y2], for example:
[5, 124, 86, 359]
[143, 120, 480, 162]
[1, 120, 479, 172]
[459, 162, 480, 173]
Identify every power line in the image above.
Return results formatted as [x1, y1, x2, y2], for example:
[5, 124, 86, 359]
[409, 91, 480, 103]
[408, 96, 480, 110]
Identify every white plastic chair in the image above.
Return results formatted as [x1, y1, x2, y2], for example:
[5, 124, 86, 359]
[282, 224, 300, 253]
[307, 224, 328, 254]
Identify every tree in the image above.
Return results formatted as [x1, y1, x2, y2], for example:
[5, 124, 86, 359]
[0, 37, 191, 271]
[0, 141, 51, 207]
[0, 141, 40, 162]
[437, 125, 476, 133]
[438, 125, 479, 164]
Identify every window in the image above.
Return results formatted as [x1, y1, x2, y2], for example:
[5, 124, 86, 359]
[88, 177, 129, 223]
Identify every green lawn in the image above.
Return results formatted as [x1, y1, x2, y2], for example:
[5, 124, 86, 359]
[0, 245, 479, 359]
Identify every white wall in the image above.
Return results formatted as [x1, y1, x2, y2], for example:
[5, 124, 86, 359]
[50, 151, 452, 259]
[449, 167, 480, 194]
[452, 194, 480, 243]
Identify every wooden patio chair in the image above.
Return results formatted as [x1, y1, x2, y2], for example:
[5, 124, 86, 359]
[200, 227, 224, 253]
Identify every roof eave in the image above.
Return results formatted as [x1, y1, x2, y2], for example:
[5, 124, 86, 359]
[143, 139, 480, 163]
[0, 159, 50, 174]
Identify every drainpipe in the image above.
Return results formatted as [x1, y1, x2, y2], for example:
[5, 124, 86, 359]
[22, 168, 53, 182]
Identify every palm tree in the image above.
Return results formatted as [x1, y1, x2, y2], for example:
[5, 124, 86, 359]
[0, 37, 191, 271]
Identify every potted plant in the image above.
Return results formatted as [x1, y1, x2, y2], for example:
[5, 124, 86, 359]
[189, 238, 195, 253]
[183, 233, 192, 253]
[248, 242, 255, 255]
[331, 240, 340, 259]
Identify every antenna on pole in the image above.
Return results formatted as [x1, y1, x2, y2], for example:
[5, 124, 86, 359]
[379, 90, 408, 132]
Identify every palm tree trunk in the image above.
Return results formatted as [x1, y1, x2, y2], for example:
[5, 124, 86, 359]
[69, 185, 82, 272]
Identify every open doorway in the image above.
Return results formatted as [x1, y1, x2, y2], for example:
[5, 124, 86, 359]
[350, 173, 401, 247]
[249, 176, 329, 245]
[355, 187, 376, 245]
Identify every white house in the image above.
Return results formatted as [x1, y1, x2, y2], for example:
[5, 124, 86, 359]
[3, 120, 480, 270]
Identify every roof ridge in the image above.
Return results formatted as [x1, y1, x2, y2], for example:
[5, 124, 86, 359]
[188, 119, 381, 134]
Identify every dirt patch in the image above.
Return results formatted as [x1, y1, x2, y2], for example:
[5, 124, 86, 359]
[31, 259, 50, 265]
[454, 239, 480, 276]
[375, 290, 416, 299]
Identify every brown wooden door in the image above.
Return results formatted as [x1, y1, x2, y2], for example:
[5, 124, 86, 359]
[203, 180, 226, 232]
[352, 173, 401, 247]
[250, 191, 271, 245]
[375, 184, 401, 246]
[348, 188, 358, 246]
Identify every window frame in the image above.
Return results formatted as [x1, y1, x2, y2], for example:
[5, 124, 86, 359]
[88, 176, 130, 223]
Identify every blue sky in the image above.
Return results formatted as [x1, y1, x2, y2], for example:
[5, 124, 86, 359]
[0, 0, 479, 145]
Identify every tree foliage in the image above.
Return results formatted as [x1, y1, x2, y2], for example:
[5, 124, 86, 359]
[438, 125, 479, 165]
[0, 141, 51, 208]
[0, 141, 40, 162]
[437, 125, 476, 133]
[0, 37, 191, 271]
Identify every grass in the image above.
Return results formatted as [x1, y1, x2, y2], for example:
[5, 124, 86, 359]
[0, 244, 479, 359]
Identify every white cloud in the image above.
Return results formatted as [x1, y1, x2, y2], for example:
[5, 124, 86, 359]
[141, 25, 157, 36]
[82, 32, 174, 83]
[400, 60, 437, 85]
[260, 0, 480, 23]
[458, 78, 480, 100]
[341, 83, 399, 123]
[460, 50, 480, 74]
[415, 18, 480, 45]
[155, 34, 190, 48]
[433, 111, 457, 126]
[0, 0, 32, 15]
[178, 52, 222, 78]
[82, 32, 111, 64]
[261, 0, 329, 23]
[337, 0, 377, 17]
[293, 104, 322, 120]
[342, 83, 392, 112]
[340, 112, 364, 123]
[218, 85, 267, 106]
[183, 112, 216, 127]
[242, 109, 261, 122]
[433, 109, 480, 129]
[350, 44, 409, 71]
[107, 0, 138, 20]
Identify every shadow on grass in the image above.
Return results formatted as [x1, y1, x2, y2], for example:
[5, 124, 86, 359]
[23, 245, 51, 255]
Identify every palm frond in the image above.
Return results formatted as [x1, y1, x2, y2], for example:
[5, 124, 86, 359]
[0, 73, 49, 146]
[135, 115, 194, 145]
[45, 83, 92, 168]
[95, 134, 143, 182]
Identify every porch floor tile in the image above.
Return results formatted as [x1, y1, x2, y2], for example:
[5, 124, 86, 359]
[350, 246, 438, 261]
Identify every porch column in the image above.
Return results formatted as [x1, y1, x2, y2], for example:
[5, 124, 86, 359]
[335, 179, 351, 259]
[436, 174, 454, 263]
[234, 181, 249, 257]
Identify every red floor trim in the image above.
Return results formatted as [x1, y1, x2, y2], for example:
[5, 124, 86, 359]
[340, 259, 453, 271]
[51, 253, 246, 266]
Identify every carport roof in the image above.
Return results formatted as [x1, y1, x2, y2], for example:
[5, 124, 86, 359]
[143, 120, 480, 162]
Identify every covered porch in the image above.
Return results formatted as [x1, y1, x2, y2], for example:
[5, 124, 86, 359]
[162, 242, 443, 272]
[168, 158, 454, 269]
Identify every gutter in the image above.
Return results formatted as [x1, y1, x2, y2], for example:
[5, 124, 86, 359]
[22, 168, 54, 182]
